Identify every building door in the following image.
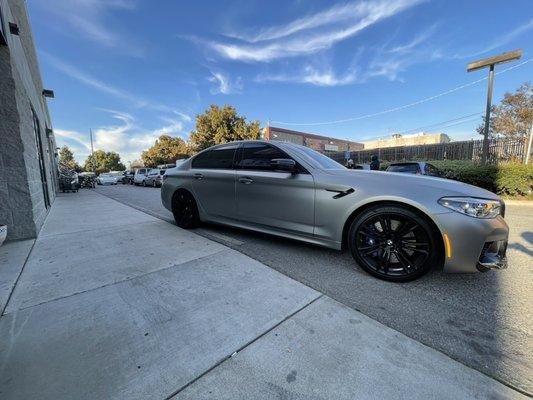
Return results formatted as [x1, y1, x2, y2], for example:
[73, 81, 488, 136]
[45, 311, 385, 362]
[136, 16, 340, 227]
[32, 109, 50, 208]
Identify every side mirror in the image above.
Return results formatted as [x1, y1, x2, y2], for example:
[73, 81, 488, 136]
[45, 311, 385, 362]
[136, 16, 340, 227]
[271, 158, 297, 173]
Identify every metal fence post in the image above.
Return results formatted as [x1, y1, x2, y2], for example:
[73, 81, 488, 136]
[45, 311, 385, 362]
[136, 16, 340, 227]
[526, 122, 533, 164]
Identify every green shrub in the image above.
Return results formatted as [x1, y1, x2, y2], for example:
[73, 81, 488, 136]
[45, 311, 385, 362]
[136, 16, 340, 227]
[496, 163, 533, 196]
[431, 160, 532, 197]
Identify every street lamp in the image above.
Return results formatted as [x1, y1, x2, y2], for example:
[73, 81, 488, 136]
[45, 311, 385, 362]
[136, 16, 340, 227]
[467, 49, 522, 164]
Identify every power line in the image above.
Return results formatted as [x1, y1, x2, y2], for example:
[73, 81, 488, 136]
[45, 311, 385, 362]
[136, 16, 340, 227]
[361, 112, 483, 142]
[271, 58, 532, 127]
[396, 112, 483, 135]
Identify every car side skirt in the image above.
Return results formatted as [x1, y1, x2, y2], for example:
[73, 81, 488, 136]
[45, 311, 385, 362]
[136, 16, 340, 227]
[201, 214, 342, 250]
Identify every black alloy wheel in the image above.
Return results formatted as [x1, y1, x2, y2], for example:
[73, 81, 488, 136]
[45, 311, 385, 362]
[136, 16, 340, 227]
[172, 190, 199, 229]
[348, 205, 440, 282]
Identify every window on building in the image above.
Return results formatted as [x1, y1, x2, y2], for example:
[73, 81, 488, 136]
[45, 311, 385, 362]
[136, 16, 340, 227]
[31, 108, 51, 208]
[0, 3, 6, 46]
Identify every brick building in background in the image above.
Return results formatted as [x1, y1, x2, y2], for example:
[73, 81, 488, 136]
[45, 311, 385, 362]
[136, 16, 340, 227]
[0, 0, 57, 240]
[362, 132, 451, 150]
[263, 126, 363, 152]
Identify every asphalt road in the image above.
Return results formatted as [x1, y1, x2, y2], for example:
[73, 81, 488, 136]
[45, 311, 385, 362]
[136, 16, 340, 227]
[96, 184, 532, 395]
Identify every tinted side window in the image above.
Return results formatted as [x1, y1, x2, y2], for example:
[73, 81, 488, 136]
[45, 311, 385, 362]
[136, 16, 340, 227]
[191, 151, 211, 169]
[191, 144, 238, 169]
[237, 143, 290, 171]
[425, 164, 439, 176]
[208, 144, 238, 169]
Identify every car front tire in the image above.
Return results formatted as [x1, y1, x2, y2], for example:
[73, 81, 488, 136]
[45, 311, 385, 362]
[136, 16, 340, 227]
[348, 204, 441, 282]
[171, 190, 199, 229]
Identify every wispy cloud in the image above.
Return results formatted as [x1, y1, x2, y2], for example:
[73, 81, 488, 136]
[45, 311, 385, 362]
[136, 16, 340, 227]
[257, 65, 359, 87]
[34, 0, 143, 56]
[208, 0, 424, 62]
[256, 25, 435, 86]
[388, 25, 437, 54]
[42, 52, 192, 120]
[455, 18, 533, 59]
[55, 110, 188, 164]
[208, 71, 243, 94]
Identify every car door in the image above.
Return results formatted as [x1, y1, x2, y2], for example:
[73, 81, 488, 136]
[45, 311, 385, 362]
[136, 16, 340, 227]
[190, 143, 238, 219]
[235, 142, 315, 235]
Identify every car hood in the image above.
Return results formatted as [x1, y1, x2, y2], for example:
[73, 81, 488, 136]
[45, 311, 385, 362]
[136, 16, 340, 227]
[319, 169, 500, 200]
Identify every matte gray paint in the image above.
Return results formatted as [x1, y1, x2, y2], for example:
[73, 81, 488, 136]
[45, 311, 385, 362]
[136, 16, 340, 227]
[162, 141, 509, 274]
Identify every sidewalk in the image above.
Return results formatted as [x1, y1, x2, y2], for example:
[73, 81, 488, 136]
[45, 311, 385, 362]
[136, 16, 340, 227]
[0, 190, 525, 399]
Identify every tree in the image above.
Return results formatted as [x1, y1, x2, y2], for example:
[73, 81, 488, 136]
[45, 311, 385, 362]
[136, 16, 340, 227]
[58, 146, 81, 172]
[141, 135, 189, 167]
[84, 150, 125, 174]
[130, 159, 144, 169]
[189, 105, 261, 151]
[477, 82, 533, 138]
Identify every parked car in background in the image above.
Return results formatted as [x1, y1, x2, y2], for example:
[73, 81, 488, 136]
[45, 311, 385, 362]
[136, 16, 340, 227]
[109, 171, 125, 183]
[122, 170, 134, 185]
[133, 168, 151, 186]
[97, 173, 118, 185]
[353, 164, 371, 170]
[145, 168, 166, 187]
[162, 140, 508, 282]
[78, 172, 96, 188]
[386, 162, 440, 177]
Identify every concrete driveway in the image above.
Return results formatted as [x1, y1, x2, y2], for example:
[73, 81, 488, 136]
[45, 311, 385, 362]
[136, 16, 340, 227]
[96, 184, 533, 395]
[0, 190, 526, 399]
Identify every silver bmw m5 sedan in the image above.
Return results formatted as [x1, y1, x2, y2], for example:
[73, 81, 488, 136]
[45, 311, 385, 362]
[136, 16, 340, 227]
[161, 140, 508, 282]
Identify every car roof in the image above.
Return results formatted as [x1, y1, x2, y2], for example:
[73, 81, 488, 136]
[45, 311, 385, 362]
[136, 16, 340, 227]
[389, 162, 425, 166]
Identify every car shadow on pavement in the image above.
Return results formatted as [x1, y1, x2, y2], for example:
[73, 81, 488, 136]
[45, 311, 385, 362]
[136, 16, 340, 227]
[507, 231, 533, 257]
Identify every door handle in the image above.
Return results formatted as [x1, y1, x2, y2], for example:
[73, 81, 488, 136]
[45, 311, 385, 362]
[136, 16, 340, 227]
[238, 177, 253, 185]
[193, 173, 204, 180]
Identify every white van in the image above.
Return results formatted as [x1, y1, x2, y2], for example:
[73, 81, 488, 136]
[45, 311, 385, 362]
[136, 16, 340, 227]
[133, 168, 151, 186]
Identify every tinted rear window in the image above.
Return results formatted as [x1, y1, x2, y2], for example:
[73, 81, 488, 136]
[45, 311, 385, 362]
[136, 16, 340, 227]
[388, 163, 420, 173]
[191, 144, 238, 169]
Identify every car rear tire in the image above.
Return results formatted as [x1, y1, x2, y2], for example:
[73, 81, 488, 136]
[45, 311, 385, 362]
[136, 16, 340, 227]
[171, 190, 199, 229]
[348, 205, 441, 282]
[142, 180, 146, 187]
[153, 181, 157, 188]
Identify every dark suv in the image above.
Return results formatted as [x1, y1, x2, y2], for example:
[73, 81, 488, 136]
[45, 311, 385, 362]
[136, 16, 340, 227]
[386, 162, 440, 176]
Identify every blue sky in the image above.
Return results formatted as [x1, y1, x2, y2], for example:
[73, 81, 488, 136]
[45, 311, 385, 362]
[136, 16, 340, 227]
[28, 0, 533, 164]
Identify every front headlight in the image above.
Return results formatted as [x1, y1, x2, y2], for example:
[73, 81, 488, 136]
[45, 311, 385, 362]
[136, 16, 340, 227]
[438, 197, 502, 219]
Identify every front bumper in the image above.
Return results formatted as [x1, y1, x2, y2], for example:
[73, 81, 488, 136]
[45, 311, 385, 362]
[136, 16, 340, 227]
[477, 240, 508, 271]
[435, 212, 509, 273]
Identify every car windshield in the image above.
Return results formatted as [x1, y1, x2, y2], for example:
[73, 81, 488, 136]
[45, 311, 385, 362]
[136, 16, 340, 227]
[288, 144, 345, 170]
[388, 163, 420, 173]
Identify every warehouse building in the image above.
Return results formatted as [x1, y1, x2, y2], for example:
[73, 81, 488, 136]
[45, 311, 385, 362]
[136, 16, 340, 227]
[0, 0, 57, 240]
[362, 132, 451, 150]
[263, 126, 363, 152]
